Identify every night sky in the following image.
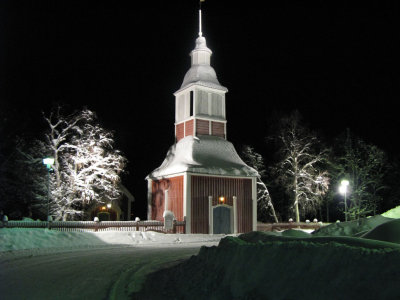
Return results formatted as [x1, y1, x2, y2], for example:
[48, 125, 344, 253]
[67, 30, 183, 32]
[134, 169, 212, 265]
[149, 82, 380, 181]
[1, 1, 398, 219]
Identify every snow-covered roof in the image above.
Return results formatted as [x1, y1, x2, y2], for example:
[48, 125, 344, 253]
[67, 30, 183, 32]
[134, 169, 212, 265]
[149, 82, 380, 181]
[180, 65, 228, 91]
[147, 135, 259, 179]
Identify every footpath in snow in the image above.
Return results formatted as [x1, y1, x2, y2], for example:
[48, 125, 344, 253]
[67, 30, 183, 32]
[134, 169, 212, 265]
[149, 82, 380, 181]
[0, 228, 226, 300]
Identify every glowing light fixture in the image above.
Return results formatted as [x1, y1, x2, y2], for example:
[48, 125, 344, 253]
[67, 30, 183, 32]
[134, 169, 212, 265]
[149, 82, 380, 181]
[101, 206, 106, 210]
[219, 196, 225, 204]
[339, 179, 350, 221]
[42, 157, 55, 170]
[107, 203, 112, 209]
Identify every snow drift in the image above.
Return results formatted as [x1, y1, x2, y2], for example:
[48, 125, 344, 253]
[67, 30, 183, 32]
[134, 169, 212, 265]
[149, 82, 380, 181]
[312, 215, 393, 237]
[133, 231, 400, 299]
[361, 218, 400, 244]
[382, 205, 400, 219]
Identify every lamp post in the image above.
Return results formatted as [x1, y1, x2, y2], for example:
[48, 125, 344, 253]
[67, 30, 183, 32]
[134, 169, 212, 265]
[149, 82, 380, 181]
[42, 157, 55, 222]
[339, 179, 349, 222]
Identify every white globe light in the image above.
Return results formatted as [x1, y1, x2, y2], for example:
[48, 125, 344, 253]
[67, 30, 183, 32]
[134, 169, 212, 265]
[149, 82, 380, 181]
[341, 179, 349, 186]
[43, 157, 55, 166]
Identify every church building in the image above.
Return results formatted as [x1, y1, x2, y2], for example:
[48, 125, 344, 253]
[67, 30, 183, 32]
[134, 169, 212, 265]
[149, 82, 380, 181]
[146, 9, 258, 234]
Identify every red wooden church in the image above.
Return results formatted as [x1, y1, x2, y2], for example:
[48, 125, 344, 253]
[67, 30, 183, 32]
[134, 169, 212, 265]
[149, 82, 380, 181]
[146, 9, 258, 234]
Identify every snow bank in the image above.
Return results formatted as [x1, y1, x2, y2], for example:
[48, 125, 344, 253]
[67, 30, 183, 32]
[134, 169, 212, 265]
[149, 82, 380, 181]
[312, 215, 393, 237]
[0, 228, 107, 252]
[0, 228, 225, 253]
[133, 233, 400, 299]
[362, 218, 400, 244]
[382, 205, 400, 219]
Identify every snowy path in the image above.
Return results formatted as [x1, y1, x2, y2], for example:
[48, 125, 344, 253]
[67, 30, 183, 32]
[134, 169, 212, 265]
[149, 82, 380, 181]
[0, 245, 204, 300]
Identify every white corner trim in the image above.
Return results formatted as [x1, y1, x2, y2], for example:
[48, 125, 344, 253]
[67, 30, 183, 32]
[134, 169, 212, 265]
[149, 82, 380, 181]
[147, 179, 152, 220]
[185, 173, 191, 234]
[252, 177, 257, 231]
[233, 196, 238, 234]
[209, 195, 213, 235]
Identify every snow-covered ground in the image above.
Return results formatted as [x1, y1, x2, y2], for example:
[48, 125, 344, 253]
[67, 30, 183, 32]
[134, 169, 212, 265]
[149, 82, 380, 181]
[0, 228, 224, 253]
[3, 214, 400, 299]
[0, 228, 225, 300]
[134, 217, 400, 299]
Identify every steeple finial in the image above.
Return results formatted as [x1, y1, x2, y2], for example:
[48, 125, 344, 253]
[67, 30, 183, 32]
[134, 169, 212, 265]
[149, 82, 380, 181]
[199, 0, 205, 37]
[199, 9, 202, 37]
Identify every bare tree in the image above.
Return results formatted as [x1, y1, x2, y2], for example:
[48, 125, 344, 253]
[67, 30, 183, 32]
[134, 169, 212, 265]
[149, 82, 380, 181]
[1, 138, 48, 219]
[273, 111, 329, 222]
[334, 130, 388, 220]
[241, 145, 279, 223]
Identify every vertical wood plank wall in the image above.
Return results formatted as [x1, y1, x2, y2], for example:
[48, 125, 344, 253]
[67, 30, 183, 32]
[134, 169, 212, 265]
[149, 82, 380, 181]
[191, 176, 253, 233]
[151, 176, 184, 222]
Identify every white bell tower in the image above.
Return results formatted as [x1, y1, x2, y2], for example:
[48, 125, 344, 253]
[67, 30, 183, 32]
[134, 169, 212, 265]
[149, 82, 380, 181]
[173, 8, 228, 142]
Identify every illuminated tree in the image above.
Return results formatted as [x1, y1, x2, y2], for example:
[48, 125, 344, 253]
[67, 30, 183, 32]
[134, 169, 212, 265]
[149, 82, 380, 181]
[43, 108, 126, 220]
[272, 111, 329, 222]
[241, 145, 278, 223]
[61, 122, 126, 219]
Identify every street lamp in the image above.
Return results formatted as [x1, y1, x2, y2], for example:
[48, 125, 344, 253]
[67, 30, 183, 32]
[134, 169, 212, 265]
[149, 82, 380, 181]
[42, 157, 54, 222]
[339, 179, 349, 222]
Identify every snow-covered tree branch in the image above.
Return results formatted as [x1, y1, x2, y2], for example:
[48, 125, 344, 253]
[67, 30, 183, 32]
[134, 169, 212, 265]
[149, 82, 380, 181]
[241, 145, 279, 223]
[42, 107, 126, 220]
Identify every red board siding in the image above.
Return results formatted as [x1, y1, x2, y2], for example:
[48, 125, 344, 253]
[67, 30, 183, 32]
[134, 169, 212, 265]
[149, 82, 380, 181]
[211, 121, 225, 138]
[176, 123, 184, 142]
[151, 176, 184, 222]
[191, 176, 253, 233]
[185, 120, 194, 137]
[196, 119, 209, 135]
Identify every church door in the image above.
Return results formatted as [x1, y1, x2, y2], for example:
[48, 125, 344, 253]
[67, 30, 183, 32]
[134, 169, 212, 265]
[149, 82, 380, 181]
[213, 205, 232, 234]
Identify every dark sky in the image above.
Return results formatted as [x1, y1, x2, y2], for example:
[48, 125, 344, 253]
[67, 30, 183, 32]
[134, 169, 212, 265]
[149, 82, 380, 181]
[1, 1, 398, 218]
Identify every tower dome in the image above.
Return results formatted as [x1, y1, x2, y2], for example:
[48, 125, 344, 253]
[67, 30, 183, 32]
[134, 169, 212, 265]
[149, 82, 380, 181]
[180, 34, 227, 91]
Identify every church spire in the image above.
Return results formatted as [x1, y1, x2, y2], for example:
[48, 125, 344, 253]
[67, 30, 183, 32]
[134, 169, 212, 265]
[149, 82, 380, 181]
[173, 1, 228, 142]
[199, 9, 202, 37]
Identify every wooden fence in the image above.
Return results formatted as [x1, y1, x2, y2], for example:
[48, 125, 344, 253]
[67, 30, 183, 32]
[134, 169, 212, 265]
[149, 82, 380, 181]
[1, 220, 321, 234]
[0, 220, 186, 234]
[257, 222, 323, 232]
